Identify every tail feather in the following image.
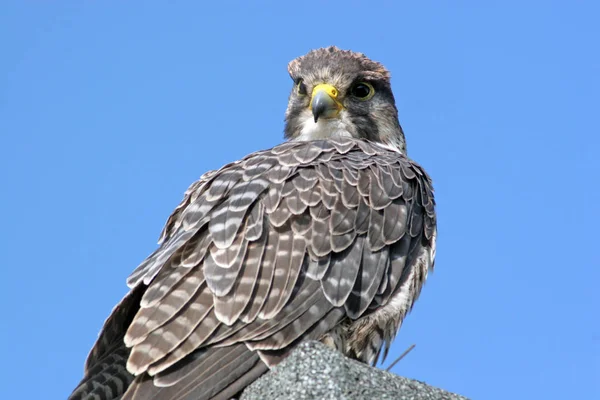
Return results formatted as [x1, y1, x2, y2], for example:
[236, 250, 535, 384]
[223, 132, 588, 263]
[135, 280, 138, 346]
[69, 285, 270, 400]
[69, 286, 144, 400]
[122, 344, 268, 400]
[69, 362, 133, 400]
[208, 357, 269, 400]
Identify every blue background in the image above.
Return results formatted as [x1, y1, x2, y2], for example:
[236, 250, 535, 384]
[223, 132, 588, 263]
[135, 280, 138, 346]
[1, 2, 598, 399]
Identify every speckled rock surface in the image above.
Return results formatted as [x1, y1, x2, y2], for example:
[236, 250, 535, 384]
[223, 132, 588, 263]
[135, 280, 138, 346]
[240, 341, 467, 400]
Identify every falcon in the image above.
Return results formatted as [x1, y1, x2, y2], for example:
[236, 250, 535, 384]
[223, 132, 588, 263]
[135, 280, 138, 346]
[69, 46, 437, 400]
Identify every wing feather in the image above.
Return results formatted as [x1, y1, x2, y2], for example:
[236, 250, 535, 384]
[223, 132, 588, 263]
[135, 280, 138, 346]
[238, 221, 279, 323]
[383, 198, 407, 244]
[321, 236, 364, 306]
[259, 227, 294, 319]
[213, 230, 266, 325]
[125, 267, 206, 347]
[73, 137, 437, 400]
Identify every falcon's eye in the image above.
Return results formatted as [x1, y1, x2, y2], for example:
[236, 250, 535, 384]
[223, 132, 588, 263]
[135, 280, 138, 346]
[296, 79, 308, 96]
[350, 82, 375, 100]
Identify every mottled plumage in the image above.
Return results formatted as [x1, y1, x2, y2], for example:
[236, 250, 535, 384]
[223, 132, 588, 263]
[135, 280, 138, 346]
[70, 46, 437, 400]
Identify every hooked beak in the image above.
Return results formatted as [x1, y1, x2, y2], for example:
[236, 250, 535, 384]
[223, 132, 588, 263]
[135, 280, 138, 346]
[310, 84, 343, 122]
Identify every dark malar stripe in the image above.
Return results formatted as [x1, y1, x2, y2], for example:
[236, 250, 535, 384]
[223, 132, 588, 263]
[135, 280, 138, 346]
[351, 113, 380, 142]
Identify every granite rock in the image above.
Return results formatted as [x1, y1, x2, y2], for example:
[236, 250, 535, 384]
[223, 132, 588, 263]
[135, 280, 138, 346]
[240, 341, 468, 400]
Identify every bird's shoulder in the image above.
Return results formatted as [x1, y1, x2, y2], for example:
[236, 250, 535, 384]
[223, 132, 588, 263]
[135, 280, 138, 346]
[156, 137, 433, 247]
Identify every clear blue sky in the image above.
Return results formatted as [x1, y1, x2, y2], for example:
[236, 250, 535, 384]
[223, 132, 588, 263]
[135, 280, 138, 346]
[1, 2, 598, 399]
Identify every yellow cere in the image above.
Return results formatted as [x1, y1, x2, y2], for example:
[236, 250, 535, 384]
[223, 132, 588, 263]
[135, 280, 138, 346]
[311, 83, 338, 99]
[309, 83, 344, 110]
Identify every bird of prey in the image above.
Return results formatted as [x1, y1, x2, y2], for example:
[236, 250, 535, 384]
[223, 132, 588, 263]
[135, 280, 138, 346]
[69, 46, 437, 400]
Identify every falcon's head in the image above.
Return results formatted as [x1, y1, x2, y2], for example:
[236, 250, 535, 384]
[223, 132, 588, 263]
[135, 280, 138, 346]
[284, 46, 406, 153]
